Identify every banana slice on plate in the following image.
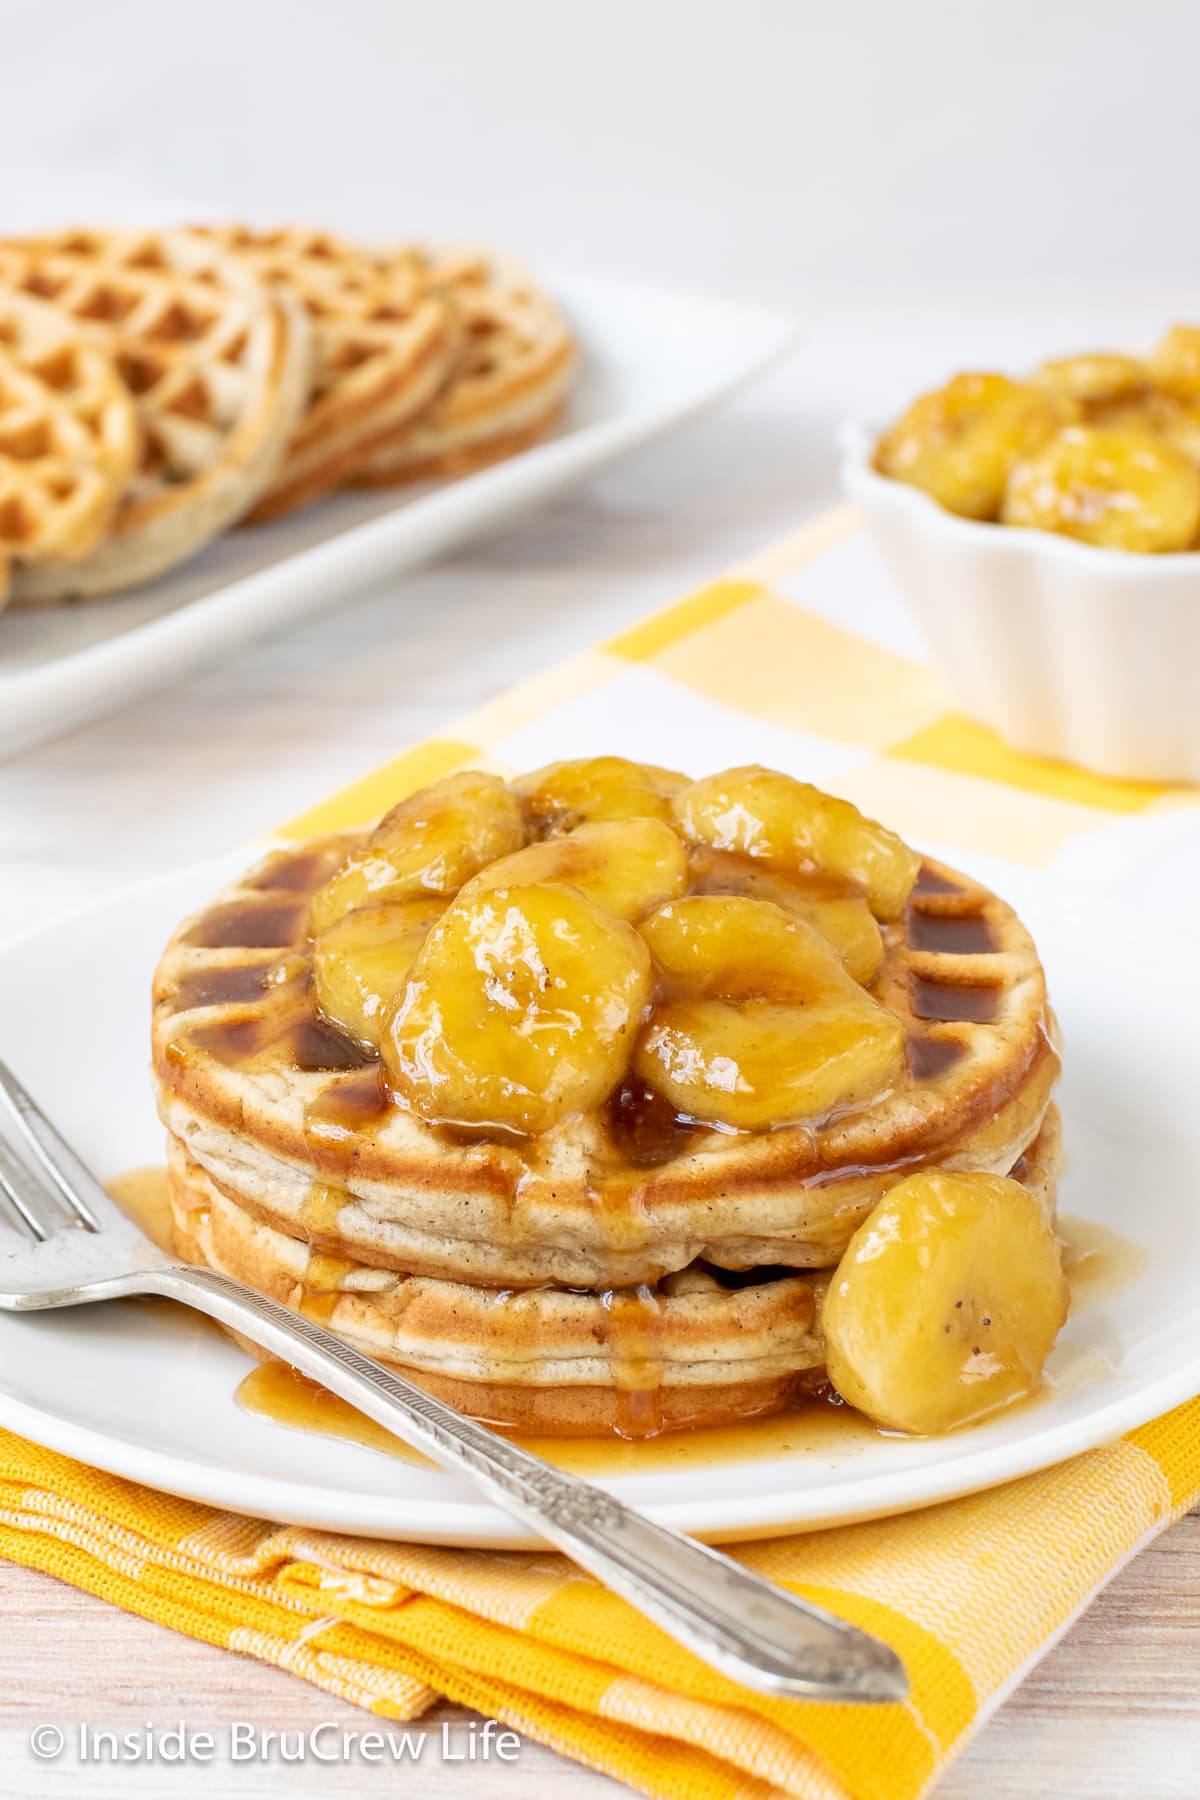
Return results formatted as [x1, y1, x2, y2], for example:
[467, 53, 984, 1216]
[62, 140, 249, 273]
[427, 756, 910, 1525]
[823, 1167, 1070, 1435]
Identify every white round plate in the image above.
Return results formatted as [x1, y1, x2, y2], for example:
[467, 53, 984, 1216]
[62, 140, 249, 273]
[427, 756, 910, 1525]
[0, 852, 1195, 1548]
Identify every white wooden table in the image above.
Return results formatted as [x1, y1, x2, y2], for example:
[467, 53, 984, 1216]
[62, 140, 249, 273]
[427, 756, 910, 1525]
[2, 348, 1197, 1797]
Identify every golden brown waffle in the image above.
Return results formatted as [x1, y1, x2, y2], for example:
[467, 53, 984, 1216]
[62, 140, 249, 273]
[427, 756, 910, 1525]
[0, 289, 140, 571]
[152, 840, 1060, 1291]
[165, 1109, 1059, 1435]
[0, 229, 310, 602]
[188, 227, 460, 521]
[354, 248, 573, 484]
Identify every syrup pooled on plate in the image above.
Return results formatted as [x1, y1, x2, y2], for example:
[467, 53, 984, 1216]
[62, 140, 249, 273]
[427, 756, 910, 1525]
[1058, 1213, 1148, 1313]
[103, 1165, 173, 1253]
[102, 1167, 1147, 1461]
[234, 1358, 881, 1474]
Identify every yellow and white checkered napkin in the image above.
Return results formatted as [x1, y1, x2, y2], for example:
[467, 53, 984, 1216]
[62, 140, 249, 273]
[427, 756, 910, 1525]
[3, 505, 1198, 1800]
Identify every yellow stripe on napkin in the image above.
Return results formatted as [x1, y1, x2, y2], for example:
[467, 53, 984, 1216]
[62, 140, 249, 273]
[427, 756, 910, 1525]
[1, 1402, 1197, 1800]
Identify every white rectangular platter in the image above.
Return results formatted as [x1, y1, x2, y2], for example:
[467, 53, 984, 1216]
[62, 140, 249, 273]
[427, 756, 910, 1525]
[0, 273, 797, 760]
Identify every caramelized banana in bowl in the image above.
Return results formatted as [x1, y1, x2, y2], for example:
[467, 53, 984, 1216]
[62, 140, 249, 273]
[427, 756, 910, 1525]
[153, 757, 1068, 1442]
[841, 324, 1200, 782]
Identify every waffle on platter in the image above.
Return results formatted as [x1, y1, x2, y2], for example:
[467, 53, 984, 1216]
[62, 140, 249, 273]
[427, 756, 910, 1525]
[151, 759, 1069, 1439]
[0, 224, 573, 608]
[355, 248, 573, 484]
[0, 229, 310, 602]
[0, 288, 141, 591]
[189, 227, 461, 520]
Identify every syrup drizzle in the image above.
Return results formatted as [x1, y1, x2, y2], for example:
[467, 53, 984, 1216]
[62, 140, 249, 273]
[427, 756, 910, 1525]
[605, 1081, 706, 1168]
[182, 898, 309, 950]
[911, 866, 965, 898]
[101, 1170, 1146, 1469]
[912, 977, 1001, 1024]
[174, 962, 278, 1009]
[303, 1066, 391, 1169]
[292, 1013, 371, 1072]
[908, 913, 997, 955]
[233, 1358, 874, 1473]
[906, 1034, 965, 1080]
[245, 848, 347, 892]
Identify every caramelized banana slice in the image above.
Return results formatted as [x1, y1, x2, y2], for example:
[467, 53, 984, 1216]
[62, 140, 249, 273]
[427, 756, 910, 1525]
[823, 1167, 1069, 1435]
[1149, 324, 1200, 401]
[1032, 351, 1147, 411]
[1146, 394, 1200, 466]
[1002, 425, 1200, 552]
[673, 765, 919, 921]
[460, 818, 688, 921]
[312, 899, 446, 1048]
[687, 846, 883, 983]
[384, 882, 653, 1135]
[875, 372, 1075, 519]
[634, 896, 904, 1129]
[310, 772, 525, 934]
[514, 756, 689, 834]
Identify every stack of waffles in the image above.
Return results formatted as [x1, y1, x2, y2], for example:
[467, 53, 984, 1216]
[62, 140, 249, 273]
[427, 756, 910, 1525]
[0, 227, 574, 610]
[151, 758, 1067, 1441]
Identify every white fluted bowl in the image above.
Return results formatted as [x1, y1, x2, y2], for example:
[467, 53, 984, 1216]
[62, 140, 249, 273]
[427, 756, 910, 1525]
[840, 419, 1200, 782]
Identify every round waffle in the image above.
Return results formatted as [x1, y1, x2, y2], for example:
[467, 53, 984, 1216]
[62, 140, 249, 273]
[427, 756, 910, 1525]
[0, 229, 310, 601]
[152, 836, 1060, 1291]
[188, 227, 461, 521]
[0, 288, 140, 570]
[165, 1107, 1060, 1434]
[354, 249, 573, 484]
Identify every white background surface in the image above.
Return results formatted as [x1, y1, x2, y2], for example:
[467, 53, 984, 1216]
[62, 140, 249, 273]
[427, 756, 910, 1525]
[5, 0, 1200, 935]
[2, 4, 1200, 1795]
[6, 0, 1200, 296]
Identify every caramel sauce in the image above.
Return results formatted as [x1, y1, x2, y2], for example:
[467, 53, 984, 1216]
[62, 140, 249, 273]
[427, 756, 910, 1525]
[302, 1067, 391, 1170]
[101, 1172, 1146, 1474]
[291, 1013, 372, 1072]
[297, 1290, 340, 1327]
[600, 1284, 665, 1439]
[911, 976, 1000, 1024]
[605, 1081, 706, 1168]
[104, 1165, 174, 1253]
[102, 1166, 225, 1342]
[234, 1359, 883, 1472]
[246, 848, 346, 892]
[174, 962, 278, 1009]
[299, 1180, 347, 1243]
[911, 866, 965, 898]
[233, 1212, 1147, 1473]
[186, 1019, 267, 1062]
[906, 1034, 966, 1080]
[908, 913, 997, 955]
[183, 898, 309, 950]
[1058, 1213, 1147, 1313]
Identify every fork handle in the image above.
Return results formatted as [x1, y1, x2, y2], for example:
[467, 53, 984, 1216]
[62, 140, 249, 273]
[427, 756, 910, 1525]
[143, 1262, 904, 1703]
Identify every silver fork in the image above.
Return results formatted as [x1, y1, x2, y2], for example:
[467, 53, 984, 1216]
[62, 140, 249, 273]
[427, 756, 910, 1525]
[0, 1056, 906, 1705]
